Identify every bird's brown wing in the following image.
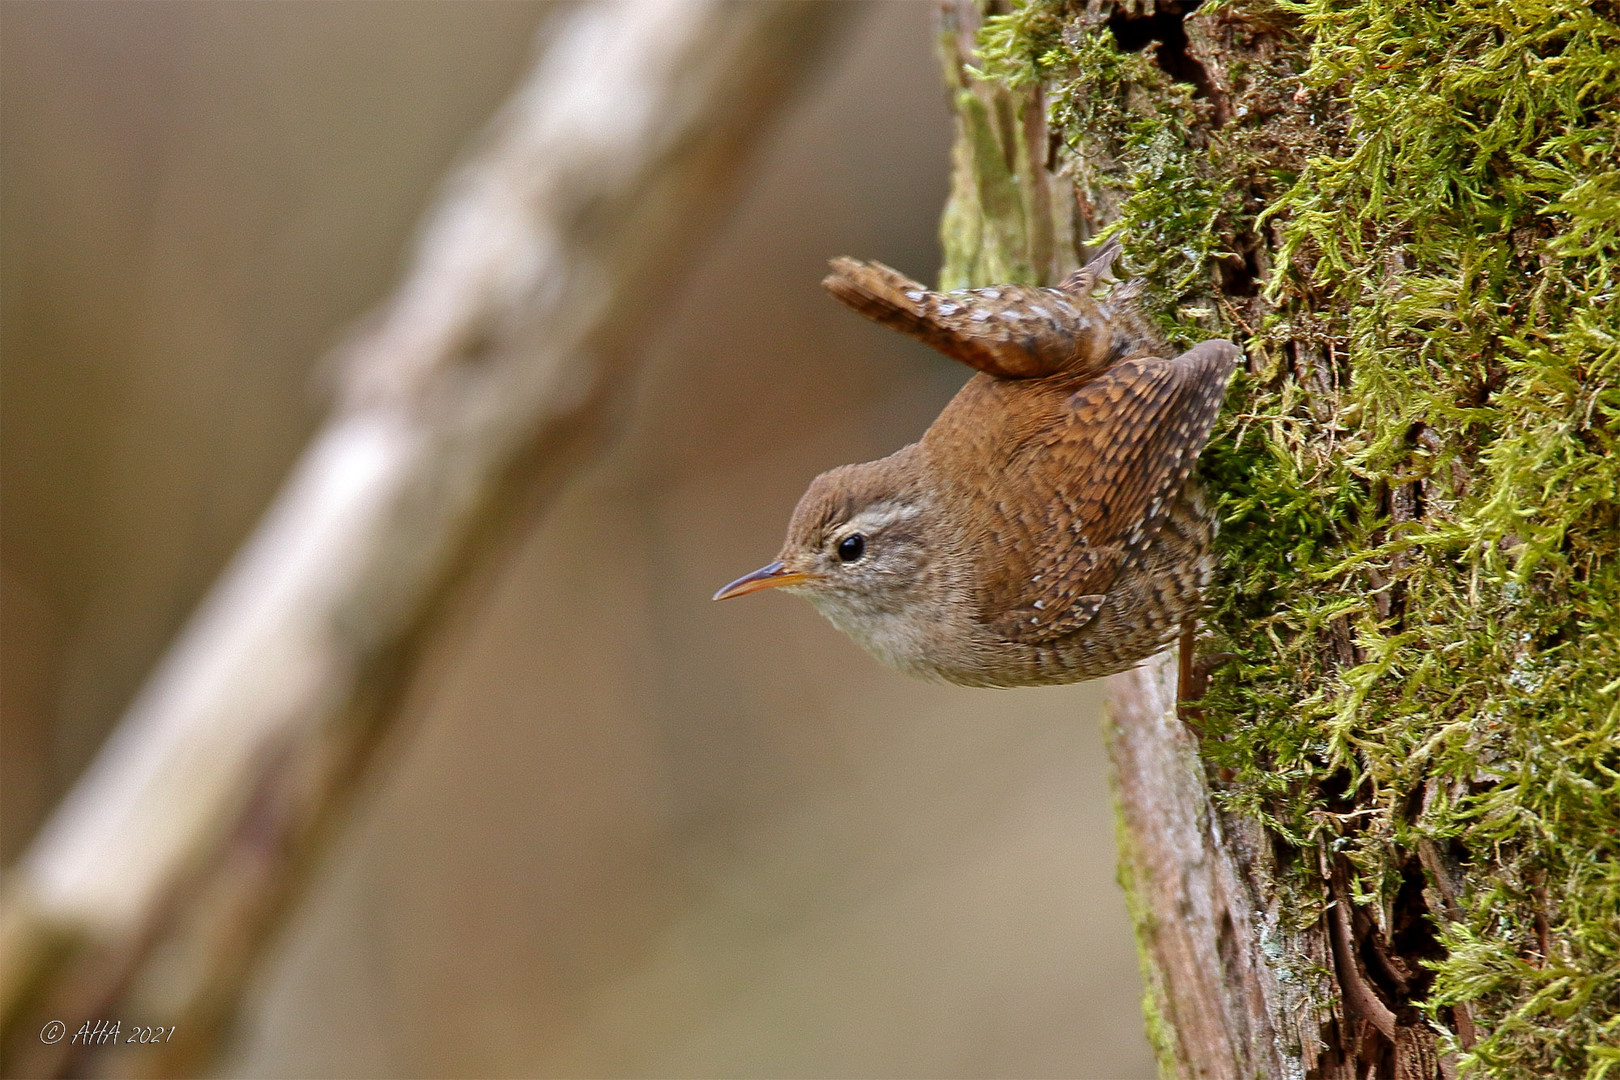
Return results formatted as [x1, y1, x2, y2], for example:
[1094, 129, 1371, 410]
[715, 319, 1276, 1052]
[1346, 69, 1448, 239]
[823, 258, 1108, 379]
[981, 339, 1239, 643]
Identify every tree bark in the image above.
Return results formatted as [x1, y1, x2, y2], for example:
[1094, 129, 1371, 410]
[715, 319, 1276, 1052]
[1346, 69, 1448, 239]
[1109, 653, 1330, 1078]
[940, 1, 1620, 1077]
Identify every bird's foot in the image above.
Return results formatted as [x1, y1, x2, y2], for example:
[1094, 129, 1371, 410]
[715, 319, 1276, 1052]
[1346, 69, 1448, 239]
[1176, 618, 1237, 728]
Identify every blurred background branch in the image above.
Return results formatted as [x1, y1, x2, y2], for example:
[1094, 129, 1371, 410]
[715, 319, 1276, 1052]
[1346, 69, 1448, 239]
[1, 3, 847, 1073]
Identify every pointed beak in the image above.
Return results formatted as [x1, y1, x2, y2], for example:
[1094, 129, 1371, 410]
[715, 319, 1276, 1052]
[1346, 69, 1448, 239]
[712, 561, 816, 601]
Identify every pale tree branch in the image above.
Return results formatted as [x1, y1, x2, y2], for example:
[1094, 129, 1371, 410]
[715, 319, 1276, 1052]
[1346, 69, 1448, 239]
[0, 3, 848, 1074]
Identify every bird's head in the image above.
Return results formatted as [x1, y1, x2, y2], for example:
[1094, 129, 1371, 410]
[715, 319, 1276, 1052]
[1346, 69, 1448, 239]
[713, 453, 947, 656]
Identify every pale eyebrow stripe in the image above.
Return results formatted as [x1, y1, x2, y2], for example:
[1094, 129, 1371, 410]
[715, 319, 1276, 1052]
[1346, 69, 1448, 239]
[845, 502, 921, 533]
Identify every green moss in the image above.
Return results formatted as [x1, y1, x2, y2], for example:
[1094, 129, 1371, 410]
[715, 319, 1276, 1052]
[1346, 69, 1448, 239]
[1204, 3, 1620, 1072]
[951, 0, 1620, 1074]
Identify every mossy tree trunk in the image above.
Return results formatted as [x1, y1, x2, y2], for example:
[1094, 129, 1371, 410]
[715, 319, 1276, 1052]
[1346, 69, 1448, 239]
[937, 1, 1620, 1077]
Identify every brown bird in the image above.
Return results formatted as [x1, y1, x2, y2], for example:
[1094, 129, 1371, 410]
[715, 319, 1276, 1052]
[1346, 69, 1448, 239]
[714, 240, 1238, 688]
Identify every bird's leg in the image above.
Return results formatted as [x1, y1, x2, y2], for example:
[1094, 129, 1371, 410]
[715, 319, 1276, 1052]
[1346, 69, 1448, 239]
[1176, 616, 1237, 728]
[1176, 618, 1203, 729]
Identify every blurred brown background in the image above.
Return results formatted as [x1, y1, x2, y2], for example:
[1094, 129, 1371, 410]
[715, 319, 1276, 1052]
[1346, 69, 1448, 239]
[0, 2, 1154, 1075]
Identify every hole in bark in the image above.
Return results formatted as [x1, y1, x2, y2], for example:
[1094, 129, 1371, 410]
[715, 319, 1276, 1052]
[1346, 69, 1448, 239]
[1387, 863, 1444, 990]
[1218, 237, 1262, 297]
[1105, 1, 1222, 120]
[1400, 784, 1426, 822]
[1319, 856, 1456, 1075]
[1270, 831, 1299, 874]
[1319, 768, 1359, 813]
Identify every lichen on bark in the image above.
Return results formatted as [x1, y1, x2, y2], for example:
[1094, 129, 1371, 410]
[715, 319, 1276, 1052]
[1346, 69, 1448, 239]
[939, 0, 1620, 1076]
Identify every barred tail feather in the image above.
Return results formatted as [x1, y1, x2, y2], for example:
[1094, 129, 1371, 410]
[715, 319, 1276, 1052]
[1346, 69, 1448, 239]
[821, 258, 967, 358]
[823, 258, 1055, 378]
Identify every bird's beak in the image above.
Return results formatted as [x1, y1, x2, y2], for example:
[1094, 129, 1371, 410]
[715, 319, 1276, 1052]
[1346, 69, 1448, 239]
[712, 561, 816, 600]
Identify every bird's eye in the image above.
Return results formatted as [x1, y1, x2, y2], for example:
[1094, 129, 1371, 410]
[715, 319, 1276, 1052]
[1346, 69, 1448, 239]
[837, 533, 866, 563]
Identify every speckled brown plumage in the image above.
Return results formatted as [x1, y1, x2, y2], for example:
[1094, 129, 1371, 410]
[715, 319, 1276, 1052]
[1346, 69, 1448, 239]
[715, 241, 1239, 688]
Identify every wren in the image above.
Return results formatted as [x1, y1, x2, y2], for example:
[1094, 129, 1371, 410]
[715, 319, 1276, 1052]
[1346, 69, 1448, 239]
[714, 240, 1239, 688]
